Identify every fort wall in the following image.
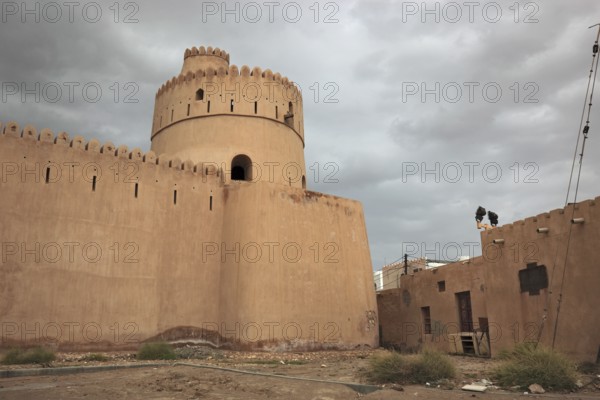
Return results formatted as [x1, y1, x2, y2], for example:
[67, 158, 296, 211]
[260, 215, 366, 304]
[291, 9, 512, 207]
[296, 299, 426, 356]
[0, 120, 378, 350]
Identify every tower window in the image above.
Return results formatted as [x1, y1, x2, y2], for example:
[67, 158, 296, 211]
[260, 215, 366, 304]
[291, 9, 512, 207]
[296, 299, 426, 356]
[275, 105, 278, 119]
[231, 154, 252, 182]
[196, 89, 204, 101]
[171, 109, 174, 122]
[254, 101, 258, 114]
[230, 99, 234, 112]
[187, 104, 190, 116]
[207, 101, 211, 113]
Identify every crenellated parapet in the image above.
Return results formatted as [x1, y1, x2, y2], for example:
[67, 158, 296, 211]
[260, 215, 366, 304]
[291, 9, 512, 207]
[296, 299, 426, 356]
[481, 197, 598, 248]
[0, 120, 223, 180]
[182, 45, 230, 74]
[152, 63, 304, 143]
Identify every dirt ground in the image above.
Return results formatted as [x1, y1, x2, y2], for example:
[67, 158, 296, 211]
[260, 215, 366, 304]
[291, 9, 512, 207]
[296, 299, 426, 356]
[1, 347, 599, 400]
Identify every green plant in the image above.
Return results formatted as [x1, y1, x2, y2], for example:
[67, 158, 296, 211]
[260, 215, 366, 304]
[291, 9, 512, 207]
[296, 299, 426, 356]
[136, 341, 177, 360]
[1, 347, 56, 365]
[364, 352, 409, 383]
[409, 350, 456, 384]
[363, 350, 456, 384]
[493, 343, 577, 391]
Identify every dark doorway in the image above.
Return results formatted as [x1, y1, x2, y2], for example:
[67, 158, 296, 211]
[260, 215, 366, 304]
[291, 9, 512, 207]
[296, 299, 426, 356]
[232, 166, 245, 180]
[231, 154, 252, 182]
[456, 291, 473, 332]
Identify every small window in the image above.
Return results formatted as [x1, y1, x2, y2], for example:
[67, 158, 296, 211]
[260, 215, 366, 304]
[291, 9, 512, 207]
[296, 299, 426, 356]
[45, 167, 50, 184]
[254, 101, 258, 114]
[438, 281, 446, 292]
[195, 89, 204, 101]
[134, 183, 138, 198]
[230, 99, 234, 112]
[187, 104, 190, 116]
[275, 105, 278, 119]
[92, 176, 97, 192]
[207, 101, 211, 113]
[171, 109, 174, 122]
[421, 306, 432, 334]
[173, 190, 177, 205]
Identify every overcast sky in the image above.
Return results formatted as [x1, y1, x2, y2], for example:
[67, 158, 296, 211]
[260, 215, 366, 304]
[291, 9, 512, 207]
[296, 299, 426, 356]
[2, 0, 599, 269]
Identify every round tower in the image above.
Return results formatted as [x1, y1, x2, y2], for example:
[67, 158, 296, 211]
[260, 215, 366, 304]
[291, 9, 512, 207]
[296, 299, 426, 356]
[151, 45, 306, 187]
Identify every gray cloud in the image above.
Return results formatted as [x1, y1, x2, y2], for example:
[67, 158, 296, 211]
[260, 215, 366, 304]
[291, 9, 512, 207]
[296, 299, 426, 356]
[1, 0, 599, 268]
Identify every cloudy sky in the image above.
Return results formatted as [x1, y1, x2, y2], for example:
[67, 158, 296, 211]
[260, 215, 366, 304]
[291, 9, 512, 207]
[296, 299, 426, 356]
[2, 1, 599, 268]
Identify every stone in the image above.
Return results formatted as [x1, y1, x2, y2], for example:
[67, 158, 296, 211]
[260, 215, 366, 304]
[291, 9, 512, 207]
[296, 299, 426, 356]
[461, 384, 487, 392]
[528, 384, 545, 394]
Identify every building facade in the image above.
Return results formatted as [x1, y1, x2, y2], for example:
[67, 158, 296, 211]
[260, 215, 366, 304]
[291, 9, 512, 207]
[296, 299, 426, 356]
[378, 198, 600, 362]
[0, 46, 378, 351]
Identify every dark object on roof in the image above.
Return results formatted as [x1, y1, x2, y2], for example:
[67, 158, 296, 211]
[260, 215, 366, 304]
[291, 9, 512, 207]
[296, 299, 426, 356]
[475, 206, 486, 222]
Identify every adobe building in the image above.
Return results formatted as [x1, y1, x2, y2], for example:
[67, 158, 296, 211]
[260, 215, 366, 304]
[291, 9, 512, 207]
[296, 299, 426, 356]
[0, 46, 379, 351]
[377, 197, 600, 362]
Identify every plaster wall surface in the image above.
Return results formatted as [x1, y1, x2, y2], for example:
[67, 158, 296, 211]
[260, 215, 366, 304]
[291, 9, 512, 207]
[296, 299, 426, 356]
[0, 122, 378, 350]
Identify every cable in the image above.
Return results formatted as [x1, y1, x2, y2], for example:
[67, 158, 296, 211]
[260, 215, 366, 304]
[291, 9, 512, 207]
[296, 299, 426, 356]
[551, 24, 600, 349]
[565, 24, 600, 206]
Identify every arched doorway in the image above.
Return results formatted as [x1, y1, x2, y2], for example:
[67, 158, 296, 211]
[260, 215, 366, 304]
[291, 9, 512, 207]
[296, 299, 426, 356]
[231, 154, 252, 182]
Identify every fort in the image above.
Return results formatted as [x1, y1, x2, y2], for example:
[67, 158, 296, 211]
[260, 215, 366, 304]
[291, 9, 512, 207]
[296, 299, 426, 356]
[0, 45, 379, 351]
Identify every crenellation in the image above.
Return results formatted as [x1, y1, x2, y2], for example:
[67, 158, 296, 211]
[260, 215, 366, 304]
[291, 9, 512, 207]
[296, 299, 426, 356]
[116, 145, 129, 158]
[71, 135, 86, 150]
[86, 138, 100, 152]
[22, 125, 37, 140]
[241, 65, 250, 77]
[129, 147, 143, 161]
[229, 65, 239, 76]
[5, 121, 20, 137]
[39, 128, 54, 143]
[101, 141, 116, 155]
[143, 150, 157, 164]
[55, 131, 69, 145]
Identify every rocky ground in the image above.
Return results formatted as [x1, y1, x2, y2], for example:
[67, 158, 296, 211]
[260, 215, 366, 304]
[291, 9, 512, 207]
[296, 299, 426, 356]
[0, 347, 599, 399]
